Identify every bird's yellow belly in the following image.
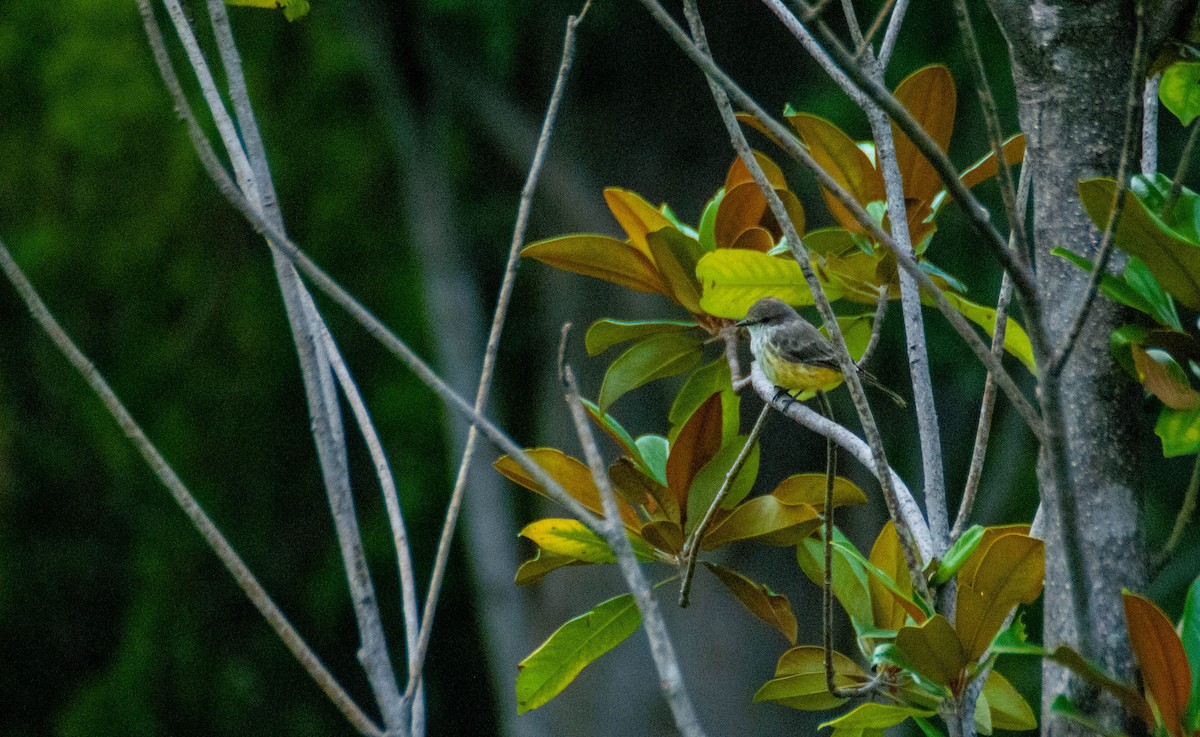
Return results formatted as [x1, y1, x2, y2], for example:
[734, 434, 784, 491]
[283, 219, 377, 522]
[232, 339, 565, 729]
[762, 349, 844, 393]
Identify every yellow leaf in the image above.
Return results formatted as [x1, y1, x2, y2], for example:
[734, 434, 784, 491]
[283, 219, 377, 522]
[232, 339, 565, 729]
[603, 188, 673, 259]
[788, 113, 885, 233]
[891, 65, 957, 206]
[494, 448, 642, 530]
[933, 290, 1037, 374]
[981, 670, 1038, 732]
[523, 235, 668, 296]
[753, 646, 868, 711]
[725, 150, 790, 191]
[895, 614, 969, 688]
[770, 473, 869, 509]
[696, 249, 838, 318]
[869, 521, 915, 631]
[1124, 591, 1191, 737]
[520, 518, 615, 563]
[956, 533, 1044, 661]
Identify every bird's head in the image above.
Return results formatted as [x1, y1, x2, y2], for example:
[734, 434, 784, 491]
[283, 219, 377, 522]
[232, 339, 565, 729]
[736, 297, 798, 329]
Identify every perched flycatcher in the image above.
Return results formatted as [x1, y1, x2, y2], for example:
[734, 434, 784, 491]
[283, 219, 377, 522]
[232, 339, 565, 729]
[736, 297, 906, 407]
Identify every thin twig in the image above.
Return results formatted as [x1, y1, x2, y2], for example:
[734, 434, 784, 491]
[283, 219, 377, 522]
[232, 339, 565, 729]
[856, 286, 889, 368]
[145, 2, 407, 729]
[954, 166, 1032, 541]
[678, 403, 771, 607]
[402, 1, 590, 706]
[1050, 0, 1146, 378]
[1157, 452, 1200, 568]
[876, 0, 910, 68]
[636, 0, 1045, 444]
[561, 354, 707, 737]
[681, 0, 931, 593]
[722, 322, 746, 387]
[839, 0, 865, 48]
[854, 0, 895, 60]
[1143, 73, 1161, 176]
[1162, 118, 1200, 216]
[0, 239, 384, 737]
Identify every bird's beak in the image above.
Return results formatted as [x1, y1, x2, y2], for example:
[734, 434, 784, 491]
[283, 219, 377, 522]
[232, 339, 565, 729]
[735, 318, 750, 328]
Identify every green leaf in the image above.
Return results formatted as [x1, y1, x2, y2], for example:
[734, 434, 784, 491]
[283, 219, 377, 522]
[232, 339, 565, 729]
[684, 437, 761, 534]
[598, 332, 704, 412]
[581, 399, 641, 461]
[895, 614, 968, 687]
[982, 670, 1038, 732]
[584, 318, 697, 356]
[515, 549, 588, 586]
[912, 716, 948, 737]
[669, 358, 739, 444]
[820, 703, 936, 734]
[695, 249, 837, 318]
[1126, 257, 1183, 331]
[1156, 405, 1200, 457]
[797, 527, 874, 632]
[698, 190, 725, 252]
[753, 645, 868, 711]
[932, 290, 1037, 373]
[1048, 646, 1154, 728]
[1051, 696, 1129, 737]
[700, 495, 821, 549]
[703, 562, 798, 643]
[646, 227, 706, 313]
[1182, 574, 1200, 730]
[516, 594, 642, 713]
[932, 525, 986, 586]
[1161, 62, 1200, 126]
[1079, 178, 1200, 310]
[635, 435, 670, 486]
[990, 613, 1043, 655]
[666, 392, 724, 512]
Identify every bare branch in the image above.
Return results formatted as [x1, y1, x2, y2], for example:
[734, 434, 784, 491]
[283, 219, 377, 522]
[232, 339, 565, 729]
[561, 358, 707, 737]
[678, 403, 771, 607]
[876, 0, 910, 68]
[403, 2, 590, 707]
[856, 286, 889, 369]
[1143, 73, 1161, 176]
[0, 239, 384, 737]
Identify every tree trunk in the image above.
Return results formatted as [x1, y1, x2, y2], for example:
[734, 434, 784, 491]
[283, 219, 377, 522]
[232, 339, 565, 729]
[984, 2, 1185, 733]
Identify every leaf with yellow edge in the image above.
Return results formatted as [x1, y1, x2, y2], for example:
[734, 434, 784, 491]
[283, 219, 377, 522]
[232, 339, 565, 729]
[930, 290, 1037, 373]
[494, 448, 642, 529]
[956, 533, 1044, 661]
[515, 549, 587, 586]
[771, 473, 869, 509]
[982, 670, 1038, 732]
[603, 187, 673, 258]
[788, 113, 885, 233]
[725, 150, 789, 191]
[896, 614, 969, 688]
[700, 495, 821, 549]
[715, 183, 770, 249]
[226, 0, 309, 21]
[1124, 591, 1191, 737]
[869, 522, 916, 631]
[820, 703, 936, 735]
[696, 249, 840, 318]
[646, 227, 705, 312]
[891, 65, 956, 205]
[523, 235, 669, 295]
[703, 562, 798, 643]
[520, 518, 617, 563]
[955, 524, 1031, 584]
[584, 318, 697, 356]
[753, 646, 869, 711]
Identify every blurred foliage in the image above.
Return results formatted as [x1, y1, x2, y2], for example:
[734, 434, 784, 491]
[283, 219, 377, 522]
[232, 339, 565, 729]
[0, 0, 1195, 735]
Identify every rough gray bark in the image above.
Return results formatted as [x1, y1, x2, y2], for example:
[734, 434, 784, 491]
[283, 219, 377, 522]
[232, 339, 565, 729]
[983, 2, 1185, 733]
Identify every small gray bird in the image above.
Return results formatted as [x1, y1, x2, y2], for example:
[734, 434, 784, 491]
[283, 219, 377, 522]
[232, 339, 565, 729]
[736, 297, 906, 407]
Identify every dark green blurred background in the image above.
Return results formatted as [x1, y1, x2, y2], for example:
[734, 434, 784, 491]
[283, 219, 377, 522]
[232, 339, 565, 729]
[0, 1, 1195, 735]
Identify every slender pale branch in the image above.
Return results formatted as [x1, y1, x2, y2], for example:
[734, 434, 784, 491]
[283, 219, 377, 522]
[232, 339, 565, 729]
[1143, 73, 1161, 176]
[402, 2, 590, 706]
[637, 0, 1044, 444]
[856, 286, 889, 368]
[561, 361, 707, 737]
[678, 403, 771, 607]
[876, 0, 910, 68]
[0, 239, 384, 737]
[681, 0, 930, 590]
[854, 0, 895, 58]
[1049, 0, 1145, 378]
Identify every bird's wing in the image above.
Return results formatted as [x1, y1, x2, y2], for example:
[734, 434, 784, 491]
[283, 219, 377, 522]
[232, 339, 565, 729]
[774, 324, 842, 371]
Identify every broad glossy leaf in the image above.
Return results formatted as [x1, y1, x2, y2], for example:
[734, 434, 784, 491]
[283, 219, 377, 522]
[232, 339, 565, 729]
[983, 670, 1038, 732]
[609, 458, 675, 520]
[515, 549, 588, 586]
[666, 392, 725, 512]
[771, 473, 869, 509]
[835, 539, 929, 623]
[585, 318, 697, 356]
[954, 524, 1032, 585]
[956, 533, 1044, 661]
[932, 290, 1037, 373]
[1126, 256, 1183, 330]
[494, 448, 641, 529]
[789, 112, 886, 233]
[598, 332, 704, 412]
[931, 525, 985, 586]
[516, 594, 641, 713]
[1053, 246, 1179, 327]
[725, 150, 789, 191]
[520, 518, 633, 564]
[698, 191, 723, 252]
[696, 249, 837, 317]
[226, 0, 309, 21]
[1124, 591, 1190, 737]
[753, 646, 868, 711]
[581, 399, 641, 463]
[1161, 62, 1200, 126]
[1132, 345, 1200, 409]
[1182, 575, 1200, 730]
[704, 562, 798, 643]
[635, 434, 670, 485]
[669, 358, 739, 444]
[797, 527, 875, 631]
[1156, 405, 1200, 457]
[895, 614, 968, 688]
[701, 495, 821, 549]
[1049, 645, 1155, 728]
[1079, 178, 1200, 310]
[869, 521, 916, 631]
[976, 689, 994, 735]
[891, 65, 957, 205]
[1131, 173, 1200, 245]
[602, 187, 674, 258]
[647, 227, 705, 312]
[523, 235, 668, 295]
[730, 226, 776, 252]
[958, 134, 1026, 190]
[685, 437, 761, 533]
[639, 519, 684, 553]
[820, 703, 936, 733]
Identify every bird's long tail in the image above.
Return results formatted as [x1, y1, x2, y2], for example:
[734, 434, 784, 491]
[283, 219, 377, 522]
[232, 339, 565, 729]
[858, 368, 907, 408]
